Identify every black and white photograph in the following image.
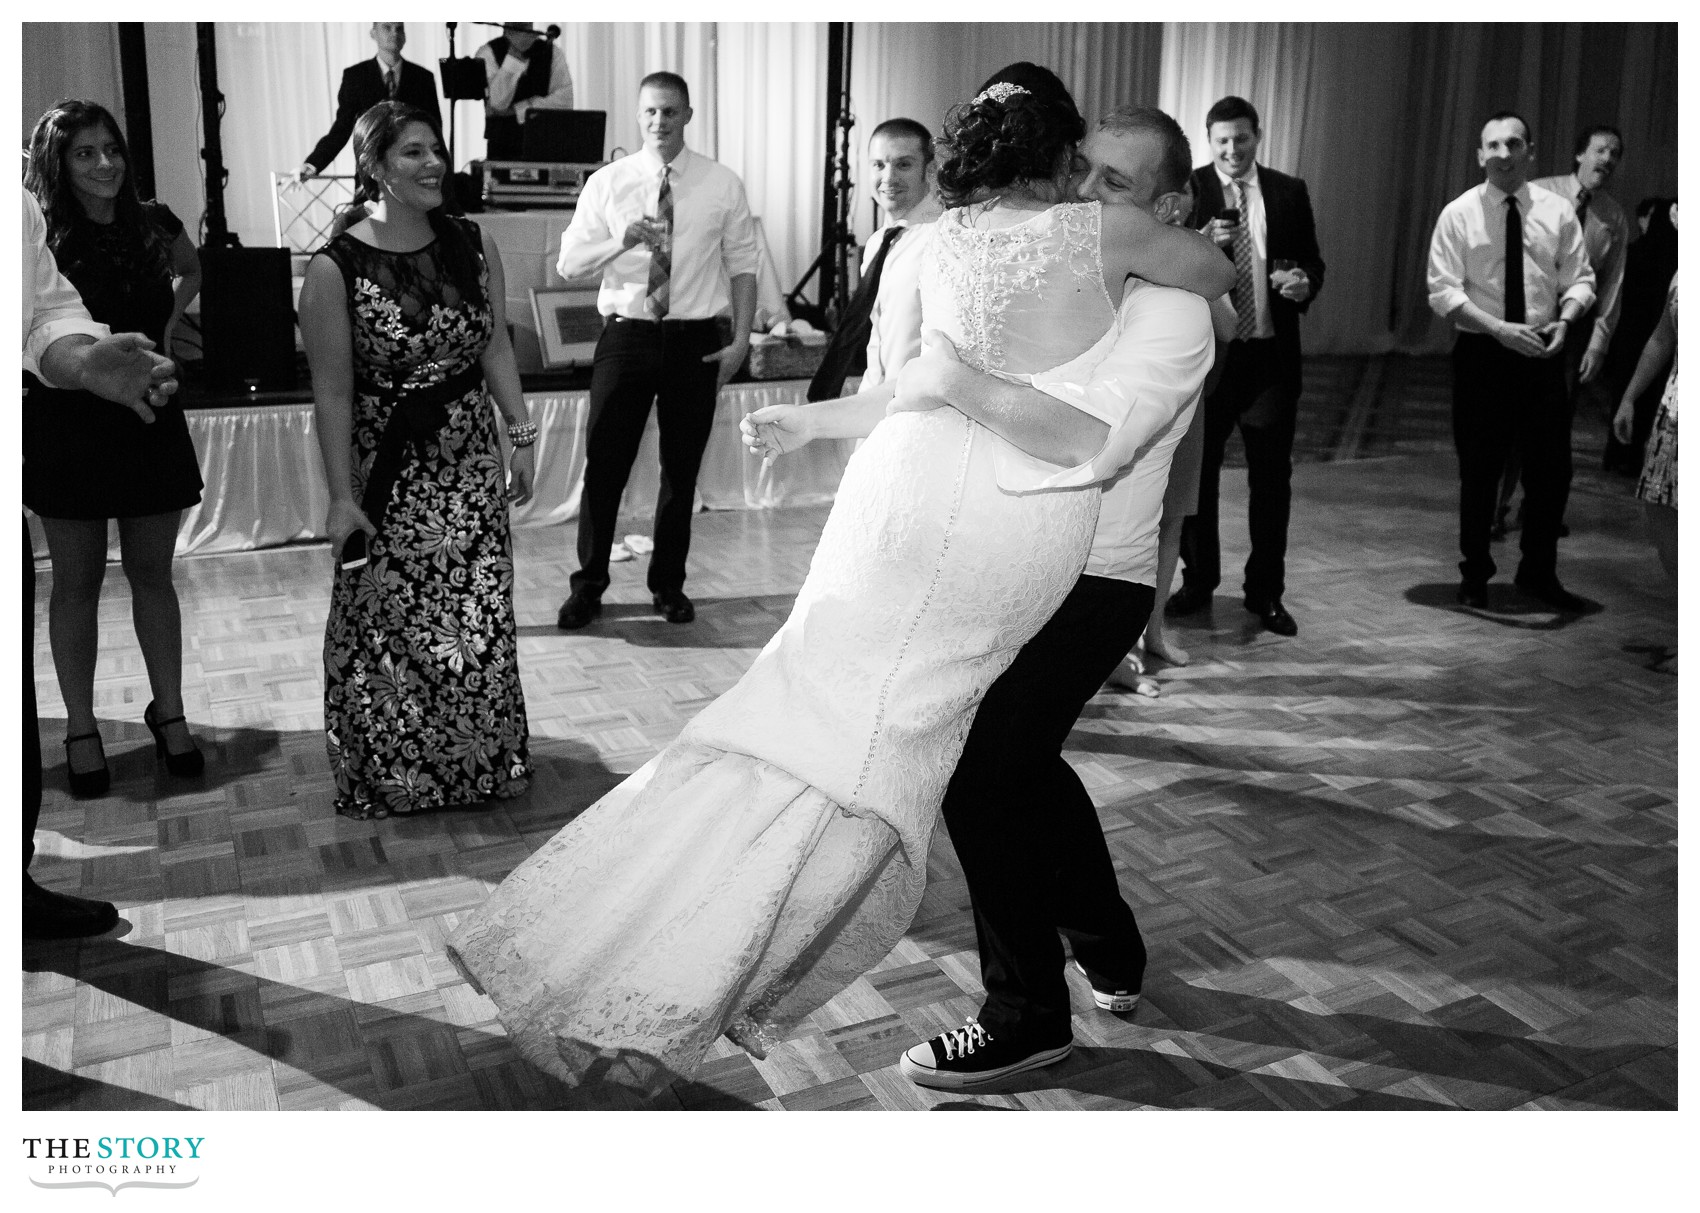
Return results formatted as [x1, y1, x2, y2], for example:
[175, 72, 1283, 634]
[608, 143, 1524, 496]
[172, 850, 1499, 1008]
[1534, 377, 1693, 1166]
[12, 8, 1686, 1205]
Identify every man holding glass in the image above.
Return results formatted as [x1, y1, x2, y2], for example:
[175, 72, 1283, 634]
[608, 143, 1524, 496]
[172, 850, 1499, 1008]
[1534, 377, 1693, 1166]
[1168, 95, 1325, 638]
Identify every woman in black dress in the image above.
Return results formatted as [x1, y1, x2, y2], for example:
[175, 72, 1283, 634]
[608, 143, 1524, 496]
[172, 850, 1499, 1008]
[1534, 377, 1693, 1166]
[24, 99, 205, 797]
[299, 103, 536, 819]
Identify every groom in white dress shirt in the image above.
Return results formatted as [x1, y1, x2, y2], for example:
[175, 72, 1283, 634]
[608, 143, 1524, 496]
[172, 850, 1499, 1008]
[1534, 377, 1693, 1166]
[744, 110, 1219, 1086]
[891, 108, 1219, 1088]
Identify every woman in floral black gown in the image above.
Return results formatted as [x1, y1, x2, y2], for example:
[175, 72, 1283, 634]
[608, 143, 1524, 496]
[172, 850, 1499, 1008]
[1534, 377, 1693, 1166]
[300, 102, 536, 818]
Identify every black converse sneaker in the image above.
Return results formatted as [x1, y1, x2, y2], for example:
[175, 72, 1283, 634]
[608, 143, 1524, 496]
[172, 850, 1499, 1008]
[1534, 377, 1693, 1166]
[898, 1018, 1072, 1089]
[1073, 961, 1141, 1013]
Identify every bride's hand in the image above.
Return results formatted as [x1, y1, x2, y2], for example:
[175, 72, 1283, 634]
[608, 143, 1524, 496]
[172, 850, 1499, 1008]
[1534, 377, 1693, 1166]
[741, 404, 812, 462]
[889, 330, 963, 415]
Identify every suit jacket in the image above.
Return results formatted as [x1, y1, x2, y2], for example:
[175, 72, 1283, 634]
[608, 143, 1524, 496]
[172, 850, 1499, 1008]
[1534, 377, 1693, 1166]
[306, 59, 443, 173]
[1188, 163, 1324, 392]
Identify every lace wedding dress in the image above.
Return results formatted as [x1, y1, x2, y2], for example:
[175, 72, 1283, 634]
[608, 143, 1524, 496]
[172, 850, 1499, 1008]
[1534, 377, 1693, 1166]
[448, 201, 1122, 1090]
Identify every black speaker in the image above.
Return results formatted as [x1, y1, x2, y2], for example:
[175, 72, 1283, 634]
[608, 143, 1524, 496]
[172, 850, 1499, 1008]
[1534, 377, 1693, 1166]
[199, 245, 297, 393]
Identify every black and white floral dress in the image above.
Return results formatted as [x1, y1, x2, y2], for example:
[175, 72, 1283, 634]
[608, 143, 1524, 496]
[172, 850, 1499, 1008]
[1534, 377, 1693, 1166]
[318, 221, 530, 818]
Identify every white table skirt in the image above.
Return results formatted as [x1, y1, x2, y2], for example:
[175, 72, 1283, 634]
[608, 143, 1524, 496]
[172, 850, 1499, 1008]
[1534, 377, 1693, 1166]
[28, 380, 855, 560]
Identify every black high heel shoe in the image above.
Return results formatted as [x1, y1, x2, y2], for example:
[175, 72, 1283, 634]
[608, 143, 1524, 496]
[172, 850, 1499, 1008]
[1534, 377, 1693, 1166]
[63, 731, 110, 799]
[144, 702, 205, 778]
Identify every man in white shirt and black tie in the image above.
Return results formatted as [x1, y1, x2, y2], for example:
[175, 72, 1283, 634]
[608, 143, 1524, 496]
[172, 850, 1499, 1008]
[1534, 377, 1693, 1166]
[556, 71, 759, 628]
[807, 118, 945, 402]
[1428, 112, 1595, 613]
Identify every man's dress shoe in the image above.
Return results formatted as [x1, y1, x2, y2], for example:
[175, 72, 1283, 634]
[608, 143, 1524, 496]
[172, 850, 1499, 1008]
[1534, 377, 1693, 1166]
[1245, 597, 1298, 636]
[1164, 584, 1213, 617]
[653, 590, 695, 624]
[557, 590, 601, 630]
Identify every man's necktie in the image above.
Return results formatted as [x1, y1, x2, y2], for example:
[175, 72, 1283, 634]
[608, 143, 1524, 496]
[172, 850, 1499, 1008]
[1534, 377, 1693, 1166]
[1574, 187, 1592, 230]
[646, 164, 673, 320]
[806, 225, 907, 402]
[1229, 180, 1258, 341]
[1504, 194, 1526, 325]
[385, 67, 398, 98]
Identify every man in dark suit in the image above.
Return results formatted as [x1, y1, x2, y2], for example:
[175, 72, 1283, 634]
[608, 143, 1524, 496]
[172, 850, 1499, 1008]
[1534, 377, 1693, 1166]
[296, 23, 442, 182]
[1168, 95, 1324, 637]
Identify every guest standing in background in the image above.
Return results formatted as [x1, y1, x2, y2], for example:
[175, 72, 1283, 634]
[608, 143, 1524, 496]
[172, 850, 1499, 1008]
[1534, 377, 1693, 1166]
[1534, 127, 1629, 394]
[299, 103, 536, 819]
[296, 23, 442, 183]
[1427, 112, 1595, 613]
[1168, 96, 1324, 638]
[555, 72, 758, 630]
[477, 23, 575, 161]
[24, 100, 206, 799]
[806, 117, 944, 402]
[1613, 254, 1677, 672]
[1603, 197, 1678, 474]
[1492, 125, 1631, 537]
[23, 186, 180, 938]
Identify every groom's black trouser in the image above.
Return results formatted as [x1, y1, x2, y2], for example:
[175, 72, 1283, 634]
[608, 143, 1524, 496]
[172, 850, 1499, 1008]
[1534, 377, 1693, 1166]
[940, 573, 1153, 1045]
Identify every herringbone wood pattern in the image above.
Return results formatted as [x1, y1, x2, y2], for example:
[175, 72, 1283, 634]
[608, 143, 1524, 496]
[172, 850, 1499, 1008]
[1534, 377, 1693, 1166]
[23, 361, 1676, 1111]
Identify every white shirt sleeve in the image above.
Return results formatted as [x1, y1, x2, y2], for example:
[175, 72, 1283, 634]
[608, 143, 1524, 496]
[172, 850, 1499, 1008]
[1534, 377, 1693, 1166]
[1554, 208, 1597, 315]
[993, 284, 1214, 492]
[1426, 202, 1472, 320]
[1588, 208, 1630, 358]
[22, 188, 107, 386]
[719, 175, 760, 280]
[481, 45, 524, 114]
[556, 170, 626, 281]
[515, 46, 574, 118]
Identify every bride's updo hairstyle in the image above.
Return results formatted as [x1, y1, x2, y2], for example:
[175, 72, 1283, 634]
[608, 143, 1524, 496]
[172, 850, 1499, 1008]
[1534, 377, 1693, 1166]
[935, 62, 1085, 207]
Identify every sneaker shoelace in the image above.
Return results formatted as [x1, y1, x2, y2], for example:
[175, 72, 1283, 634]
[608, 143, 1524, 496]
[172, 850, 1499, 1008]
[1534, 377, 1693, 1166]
[938, 1019, 992, 1060]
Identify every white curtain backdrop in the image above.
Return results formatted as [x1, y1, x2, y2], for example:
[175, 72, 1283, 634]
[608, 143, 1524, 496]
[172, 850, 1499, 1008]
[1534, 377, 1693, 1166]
[717, 23, 826, 317]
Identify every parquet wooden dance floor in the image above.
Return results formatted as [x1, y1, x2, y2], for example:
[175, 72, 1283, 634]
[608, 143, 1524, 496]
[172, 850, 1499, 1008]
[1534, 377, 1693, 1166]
[23, 359, 1677, 1111]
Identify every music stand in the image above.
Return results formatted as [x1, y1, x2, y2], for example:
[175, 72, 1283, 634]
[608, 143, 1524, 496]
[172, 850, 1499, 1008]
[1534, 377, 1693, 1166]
[438, 22, 489, 173]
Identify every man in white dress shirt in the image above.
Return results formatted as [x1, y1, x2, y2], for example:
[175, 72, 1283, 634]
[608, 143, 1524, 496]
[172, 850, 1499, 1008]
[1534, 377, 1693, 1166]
[891, 108, 1219, 1088]
[1534, 126, 1629, 390]
[556, 72, 759, 628]
[477, 22, 575, 161]
[739, 112, 1218, 1086]
[1427, 112, 1595, 612]
[805, 118, 945, 402]
[23, 188, 177, 939]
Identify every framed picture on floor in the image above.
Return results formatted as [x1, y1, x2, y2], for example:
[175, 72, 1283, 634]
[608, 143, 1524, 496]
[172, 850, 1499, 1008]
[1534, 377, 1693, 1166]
[530, 286, 603, 368]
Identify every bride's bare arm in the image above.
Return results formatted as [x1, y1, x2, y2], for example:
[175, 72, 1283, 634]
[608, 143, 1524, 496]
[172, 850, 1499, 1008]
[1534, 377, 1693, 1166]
[890, 333, 1108, 467]
[1100, 204, 1236, 301]
[740, 383, 896, 459]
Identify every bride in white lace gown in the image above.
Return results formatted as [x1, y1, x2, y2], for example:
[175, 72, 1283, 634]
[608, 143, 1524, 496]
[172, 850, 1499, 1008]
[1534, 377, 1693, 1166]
[447, 65, 1233, 1091]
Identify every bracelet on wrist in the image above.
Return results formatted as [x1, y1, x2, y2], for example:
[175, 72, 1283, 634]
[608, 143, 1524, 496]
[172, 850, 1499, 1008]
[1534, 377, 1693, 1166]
[506, 419, 539, 448]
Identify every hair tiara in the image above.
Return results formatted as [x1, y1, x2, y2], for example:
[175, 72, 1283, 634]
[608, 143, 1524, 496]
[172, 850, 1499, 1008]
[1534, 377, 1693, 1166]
[973, 82, 1031, 106]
